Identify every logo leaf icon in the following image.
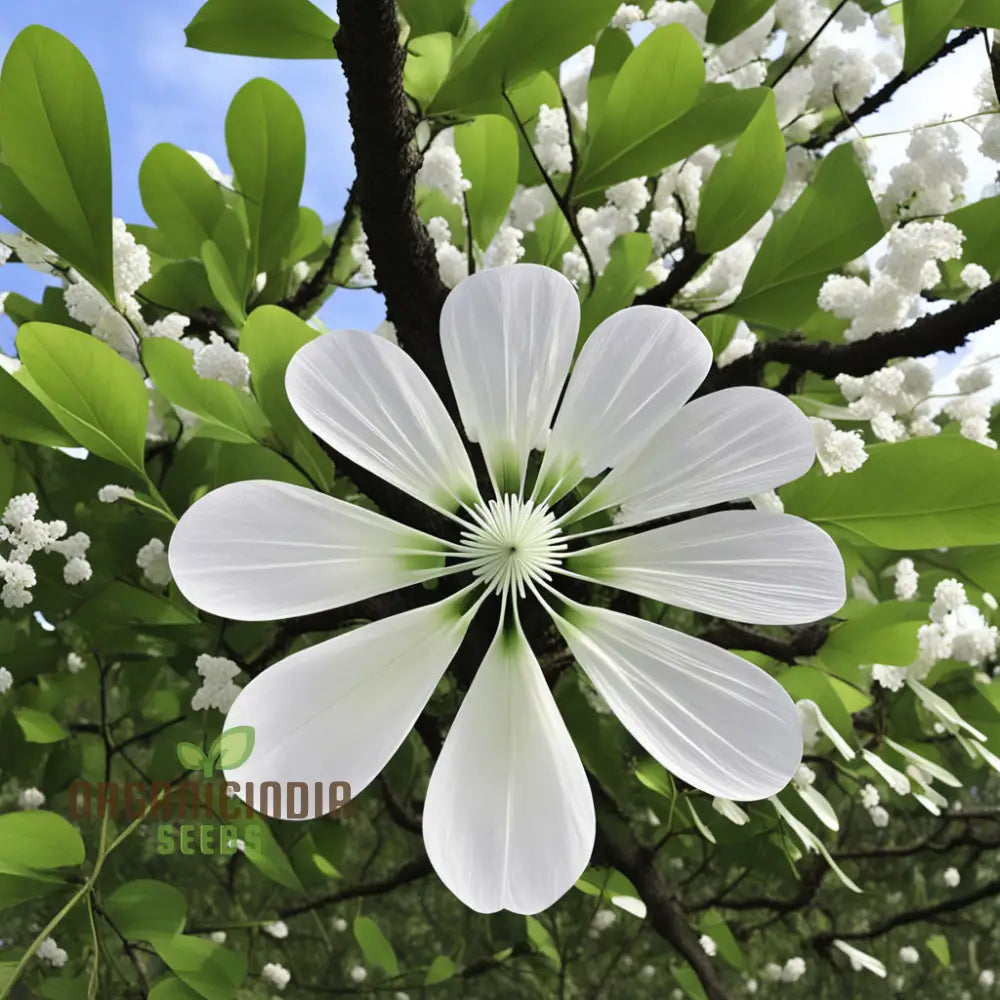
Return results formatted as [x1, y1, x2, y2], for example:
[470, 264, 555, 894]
[176, 741, 206, 772]
[209, 726, 255, 771]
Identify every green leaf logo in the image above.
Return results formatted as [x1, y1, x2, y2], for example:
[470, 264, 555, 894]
[176, 726, 254, 778]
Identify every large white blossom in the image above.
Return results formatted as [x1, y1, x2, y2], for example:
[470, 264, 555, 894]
[169, 265, 844, 914]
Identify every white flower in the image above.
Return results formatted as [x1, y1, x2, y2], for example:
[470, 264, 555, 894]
[647, 0, 707, 40]
[872, 664, 908, 692]
[712, 797, 749, 825]
[956, 366, 993, 393]
[351, 230, 375, 284]
[832, 939, 886, 977]
[37, 937, 67, 968]
[349, 966, 368, 983]
[750, 490, 783, 514]
[894, 558, 918, 600]
[483, 225, 525, 269]
[192, 655, 242, 714]
[0, 667, 11, 693]
[943, 866, 960, 888]
[762, 962, 784, 982]
[137, 538, 172, 587]
[797, 699, 855, 760]
[859, 784, 880, 810]
[863, 750, 910, 795]
[192, 333, 251, 390]
[209, 931, 227, 944]
[263, 920, 288, 939]
[811, 418, 868, 475]
[961, 263, 991, 291]
[19, 787, 45, 810]
[66, 653, 86, 674]
[592, 908, 617, 932]
[169, 265, 844, 914]
[261, 962, 291, 990]
[332, 918, 348, 933]
[868, 804, 889, 828]
[417, 143, 471, 206]
[534, 104, 573, 175]
[699, 934, 717, 957]
[611, 3, 644, 29]
[98, 485, 135, 504]
[717, 323, 757, 368]
[980, 970, 996, 988]
[782, 957, 807, 982]
[898, 946, 919, 965]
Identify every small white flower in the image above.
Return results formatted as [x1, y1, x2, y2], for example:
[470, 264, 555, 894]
[417, 144, 471, 206]
[191, 654, 242, 714]
[349, 966, 368, 983]
[782, 957, 806, 982]
[592, 908, 617, 932]
[0, 666, 12, 694]
[894, 558, 918, 600]
[898, 945, 919, 965]
[980, 969, 996, 988]
[611, 3, 644, 29]
[943, 866, 960, 888]
[961, 263, 991, 291]
[137, 538, 172, 587]
[210, 931, 227, 944]
[66, 653, 86, 674]
[98, 484, 135, 504]
[811, 418, 868, 475]
[261, 962, 291, 990]
[264, 920, 288, 939]
[832, 939, 886, 977]
[18, 787, 45, 810]
[37, 936, 67, 968]
[192, 333, 251, 390]
[169, 265, 844, 914]
[699, 934, 717, 957]
[868, 804, 890, 828]
[333, 917, 348, 933]
[859, 784, 879, 810]
[872, 663, 908, 692]
[534, 104, 573, 174]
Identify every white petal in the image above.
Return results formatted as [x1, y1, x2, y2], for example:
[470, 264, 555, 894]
[169, 480, 450, 620]
[440, 264, 579, 492]
[568, 511, 844, 625]
[772, 798, 861, 893]
[832, 940, 886, 977]
[883, 738, 961, 788]
[554, 605, 802, 800]
[286, 330, 479, 513]
[583, 387, 815, 526]
[222, 599, 470, 816]
[795, 784, 839, 832]
[423, 627, 594, 914]
[536, 307, 711, 500]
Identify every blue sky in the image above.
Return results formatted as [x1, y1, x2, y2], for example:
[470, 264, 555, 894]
[0, 0, 505, 351]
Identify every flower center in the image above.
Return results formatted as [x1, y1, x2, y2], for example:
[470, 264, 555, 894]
[456, 494, 566, 600]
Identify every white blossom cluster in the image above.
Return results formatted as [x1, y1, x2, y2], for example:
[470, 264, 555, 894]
[533, 104, 573, 175]
[18, 787, 45, 810]
[136, 538, 172, 587]
[261, 962, 290, 990]
[0, 493, 92, 607]
[350, 229, 376, 284]
[191, 654, 242, 713]
[761, 956, 807, 983]
[835, 360, 938, 443]
[819, 222, 967, 342]
[0, 666, 12, 694]
[899, 945, 920, 965]
[859, 783, 889, 828]
[426, 216, 468, 289]
[349, 966, 368, 983]
[37, 936, 67, 968]
[263, 920, 288, 939]
[98, 484, 136, 504]
[716, 322, 757, 368]
[976, 69, 1000, 161]
[416, 138, 471, 206]
[894, 558, 919, 600]
[942, 866, 961, 888]
[881, 126, 968, 220]
[190, 332, 251, 390]
[916, 579, 998, 672]
[810, 417, 868, 475]
[66, 652, 86, 674]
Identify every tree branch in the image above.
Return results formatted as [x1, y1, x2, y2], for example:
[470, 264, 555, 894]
[705, 281, 1000, 390]
[335, 0, 453, 412]
[699, 621, 830, 664]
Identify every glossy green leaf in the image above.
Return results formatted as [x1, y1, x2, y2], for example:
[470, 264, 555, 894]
[732, 144, 883, 326]
[14, 708, 67, 744]
[16, 323, 149, 476]
[72, 581, 200, 628]
[226, 79, 306, 273]
[139, 145, 228, 259]
[431, 0, 622, 114]
[185, 0, 338, 59]
[404, 32, 456, 105]
[148, 935, 245, 1000]
[105, 880, 188, 940]
[696, 91, 785, 253]
[0, 27, 114, 298]
[0, 367, 75, 448]
[0, 862, 65, 913]
[201, 241, 247, 327]
[579, 232, 653, 343]
[783, 438, 1000, 549]
[425, 956, 457, 985]
[957, 0, 1000, 26]
[0, 811, 84, 869]
[398, 0, 468, 37]
[707, 0, 777, 44]
[353, 916, 399, 976]
[141, 337, 268, 444]
[579, 25, 705, 193]
[587, 28, 633, 138]
[926, 933, 951, 966]
[148, 978, 204, 1000]
[454, 115, 519, 249]
[231, 817, 303, 890]
[902, 0, 965, 73]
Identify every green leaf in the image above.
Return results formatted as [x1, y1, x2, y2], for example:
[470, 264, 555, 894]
[578, 25, 705, 193]
[696, 91, 785, 253]
[403, 32, 456, 105]
[0, 27, 114, 298]
[579, 232, 653, 344]
[16, 323, 149, 476]
[587, 29, 633, 139]
[902, 0, 965, 73]
[148, 935, 246, 1000]
[184, 0, 338, 59]
[521, 209, 573, 267]
[139, 145, 228, 259]
[925, 933, 951, 966]
[240, 306, 330, 486]
[72, 581, 200, 628]
[105, 880, 188, 940]
[783, 438, 1000, 549]
[231, 817, 303, 890]
[698, 911, 744, 970]
[823, 601, 925, 670]
[957, 0, 1000, 26]
[201, 241, 247, 327]
[353, 916, 400, 976]
[525, 916, 561, 967]
[14, 708, 68, 744]
[209, 726, 255, 769]
[226, 79, 306, 273]
[0, 862, 66, 913]
[398, 0, 469, 37]
[0, 443, 14, 511]
[0, 811, 84, 869]
[141, 337, 268, 444]
[424, 956, 457, 985]
[431, 0, 622, 114]
[0, 366, 77, 448]
[176, 742, 206, 772]
[148, 978, 204, 1000]
[454, 115, 519, 249]
[707, 0, 777, 44]
[732, 144, 884, 326]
